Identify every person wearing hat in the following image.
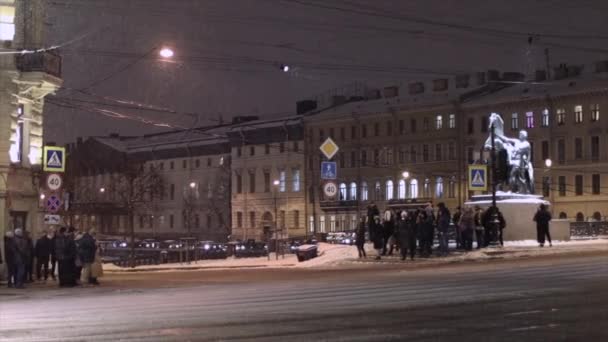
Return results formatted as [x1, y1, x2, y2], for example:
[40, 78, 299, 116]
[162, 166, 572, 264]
[4, 231, 16, 288]
[473, 206, 484, 249]
[12, 228, 30, 289]
[533, 204, 552, 247]
[78, 228, 97, 285]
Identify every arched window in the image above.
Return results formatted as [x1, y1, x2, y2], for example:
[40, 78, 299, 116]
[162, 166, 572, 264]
[559, 212, 567, 219]
[386, 180, 394, 200]
[375, 181, 381, 200]
[410, 179, 419, 199]
[435, 177, 444, 198]
[398, 179, 406, 199]
[349, 182, 357, 200]
[592, 212, 602, 221]
[339, 183, 347, 201]
[424, 178, 431, 197]
[576, 212, 584, 222]
[361, 182, 368, 201]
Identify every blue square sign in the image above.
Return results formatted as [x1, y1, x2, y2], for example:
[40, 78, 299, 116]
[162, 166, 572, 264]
[321, 161, 337, 180]
[43, 146, 66, 172]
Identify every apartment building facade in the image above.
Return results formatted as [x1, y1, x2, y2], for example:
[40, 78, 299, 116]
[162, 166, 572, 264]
[1, 0, 62, 276]
[227, 117, 306, 241]
[66, 126, 232, 241]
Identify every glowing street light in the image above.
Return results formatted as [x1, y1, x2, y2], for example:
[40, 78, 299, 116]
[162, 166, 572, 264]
[273, 180, 280, 186]
[99, 187, 106, 193]
[280, 64, 290, 72]
[189, 182, 197, 189]
[545, 159, 552, 168]
[159, 47, 174, 58]
[39, 193, 46, 200]
[402, 171, 410, 179]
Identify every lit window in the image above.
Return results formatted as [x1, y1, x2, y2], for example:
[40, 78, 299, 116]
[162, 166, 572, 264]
[279, 171, 286, 192]
[574, 105, 583, 123]
[385, 180, 394, 200]
[375, 181, 381, 200]
[591, 104, 600, 122]
[526, 111, 534, 128]
[319, 216, 326, 233]
[292, 169, 300, 192]
[361, 182, 368, 201]
[541, 109, 550, 127]
[339, 183, 347, 200]
[0, 5, 15, 41]
[398, 180, 406, 199]
[409, 179, 418, 199]
[436, 115, 443, 130]
[448, 114, 456, 129]
[557, 108, 566, 125]
[435, 177, 444, 198]
[349, 182, 357, 200]
[511, 113, 519, 130]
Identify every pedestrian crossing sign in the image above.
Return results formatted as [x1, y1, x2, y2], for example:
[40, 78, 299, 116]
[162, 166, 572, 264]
[468, 165, 487, 191]
[43, 146, 66, 172]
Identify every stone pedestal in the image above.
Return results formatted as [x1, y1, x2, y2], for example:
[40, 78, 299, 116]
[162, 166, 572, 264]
[465, 192, 550, 241]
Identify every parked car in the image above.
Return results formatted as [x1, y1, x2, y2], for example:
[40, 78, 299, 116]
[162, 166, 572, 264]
[111, 240, 129, 248]
[198, 241, 228, 259]
[233, 241, 268, 258]
[162, 240, 183, 249]
[338, 232, 356, 246]
[137, 239, 161, 249]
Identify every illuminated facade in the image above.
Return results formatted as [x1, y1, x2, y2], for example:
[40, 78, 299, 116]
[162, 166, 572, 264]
[0, 0, 62, 273]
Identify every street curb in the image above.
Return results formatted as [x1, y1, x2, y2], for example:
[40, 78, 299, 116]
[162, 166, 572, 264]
[104, 264, 297, 273]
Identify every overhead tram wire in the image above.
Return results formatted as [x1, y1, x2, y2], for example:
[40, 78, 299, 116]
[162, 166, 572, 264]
[281, 0, 608, 41]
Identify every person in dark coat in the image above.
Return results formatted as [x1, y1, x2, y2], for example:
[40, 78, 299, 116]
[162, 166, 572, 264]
[78, 229, 97, 285]
[533, 204, 552, 247]
[367, 203, 380, 230]
[417, 211, 434, 258]
[382, 209, 396, 256]
[48, 227, 57, 281]
[370, 216, 384, 260]
[396, 211, 417, 261]
[355, 216, 367, 258]
[452, 207, 462, 249]
[473, 206, 484, 249]
[436, 203, 451, 256]
[55, 227, 77, 287]
[12, 229, 30, 289]
[24, 231, 34, 283]
[458, 207, 475, 251]
[482, 206, 506, 246]
[35, 229, 55, 281]
[4, 231, 16, 288]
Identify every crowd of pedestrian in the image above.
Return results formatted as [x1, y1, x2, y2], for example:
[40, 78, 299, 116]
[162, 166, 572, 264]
[357, 202, 514, 261]
[3, 226, 102, 289]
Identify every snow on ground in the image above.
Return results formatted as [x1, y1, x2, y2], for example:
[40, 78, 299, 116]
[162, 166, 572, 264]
[104, 240, 608, 272]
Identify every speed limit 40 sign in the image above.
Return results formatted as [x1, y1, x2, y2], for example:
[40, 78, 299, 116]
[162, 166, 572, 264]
[46, 173, 63, 192]
[323, 181, 338, 198]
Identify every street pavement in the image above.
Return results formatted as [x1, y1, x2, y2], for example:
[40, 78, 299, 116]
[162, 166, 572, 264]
[1, 253, 607, 341]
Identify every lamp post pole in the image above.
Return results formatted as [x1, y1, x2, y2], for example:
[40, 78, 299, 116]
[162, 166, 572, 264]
[489, 124, 499, 246]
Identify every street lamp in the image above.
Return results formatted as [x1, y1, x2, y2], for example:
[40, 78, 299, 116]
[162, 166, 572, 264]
[159, 47, 174, 59]
[402, 171, 410, 179]
[99, 187, 106, 193]
[273, 180, 280, 260]
[545, 158, 552, 168]
[189, 181, 196, 189]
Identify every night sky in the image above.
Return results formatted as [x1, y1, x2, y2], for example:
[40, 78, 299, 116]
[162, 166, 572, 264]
[44, 0, 608, 144]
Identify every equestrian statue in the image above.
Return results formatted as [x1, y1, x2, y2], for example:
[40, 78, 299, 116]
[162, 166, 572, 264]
[484, 113, 535, 194]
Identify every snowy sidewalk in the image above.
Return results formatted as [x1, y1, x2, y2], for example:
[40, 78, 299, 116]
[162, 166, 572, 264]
[350, 239, 608, 265]
[102, 239, 608, 272]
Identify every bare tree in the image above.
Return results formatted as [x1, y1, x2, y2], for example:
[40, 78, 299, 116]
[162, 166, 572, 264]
[108, 163, 165, 267]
